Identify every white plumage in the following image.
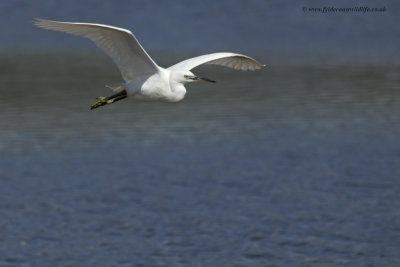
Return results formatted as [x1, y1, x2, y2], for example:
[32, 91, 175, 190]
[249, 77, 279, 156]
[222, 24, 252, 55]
[34, 19, 265, 108]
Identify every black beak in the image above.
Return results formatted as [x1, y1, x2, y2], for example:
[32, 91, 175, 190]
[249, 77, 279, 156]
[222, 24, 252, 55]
[193, 76, 216, 83]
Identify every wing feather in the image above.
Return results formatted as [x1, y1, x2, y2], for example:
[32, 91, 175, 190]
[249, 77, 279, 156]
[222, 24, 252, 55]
[34, 18, 159, 81]
[168, 52, 264, 72]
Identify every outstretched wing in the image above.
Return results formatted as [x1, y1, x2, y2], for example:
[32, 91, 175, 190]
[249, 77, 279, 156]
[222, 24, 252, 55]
[34, 18, 159, 81]
[168, 52, 265, 71]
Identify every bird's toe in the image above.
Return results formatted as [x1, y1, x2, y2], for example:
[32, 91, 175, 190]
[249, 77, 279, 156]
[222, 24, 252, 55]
[90, 99, 106, 110]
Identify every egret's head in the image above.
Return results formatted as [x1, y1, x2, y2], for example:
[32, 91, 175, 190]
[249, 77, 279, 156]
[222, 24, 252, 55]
[172, 70, 216, 84]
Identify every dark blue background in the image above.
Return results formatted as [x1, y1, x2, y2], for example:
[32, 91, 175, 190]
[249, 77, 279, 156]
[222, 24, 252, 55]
[0, 0, 398, 64]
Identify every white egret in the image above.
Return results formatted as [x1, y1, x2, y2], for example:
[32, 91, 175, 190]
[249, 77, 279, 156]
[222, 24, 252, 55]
[34, 19, 265, 110]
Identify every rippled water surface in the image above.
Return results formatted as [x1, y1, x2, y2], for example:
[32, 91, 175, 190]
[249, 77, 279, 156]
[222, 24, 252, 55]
[1, 54, 400, 266]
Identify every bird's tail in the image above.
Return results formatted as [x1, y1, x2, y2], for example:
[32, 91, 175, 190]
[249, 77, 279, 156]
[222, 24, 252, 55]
[105, 83, 126, 92]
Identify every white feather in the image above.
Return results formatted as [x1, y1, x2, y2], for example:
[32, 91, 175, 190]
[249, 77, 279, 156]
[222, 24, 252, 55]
[168, 52, 265, 71]
[34, 18, 159, 81]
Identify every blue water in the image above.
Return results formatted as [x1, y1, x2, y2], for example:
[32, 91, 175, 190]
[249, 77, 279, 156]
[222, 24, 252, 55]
[0, 55, 399, 265]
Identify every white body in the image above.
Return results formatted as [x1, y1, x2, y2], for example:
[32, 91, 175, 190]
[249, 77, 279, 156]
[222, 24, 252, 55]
[34, 19, 265, 103]
[127, 68, 187, 102]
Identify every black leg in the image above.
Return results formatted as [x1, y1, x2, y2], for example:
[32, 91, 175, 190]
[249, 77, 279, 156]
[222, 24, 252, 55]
[106, 90, 127, 100]
[90, 90, 128, 110]
[111, 94, 127, 103]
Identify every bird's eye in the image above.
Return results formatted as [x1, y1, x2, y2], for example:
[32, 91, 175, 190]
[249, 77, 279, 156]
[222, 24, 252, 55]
[184, 75, 189, 79]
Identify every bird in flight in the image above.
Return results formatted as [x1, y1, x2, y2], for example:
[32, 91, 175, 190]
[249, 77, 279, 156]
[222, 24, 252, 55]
[34, 19, 265, 110]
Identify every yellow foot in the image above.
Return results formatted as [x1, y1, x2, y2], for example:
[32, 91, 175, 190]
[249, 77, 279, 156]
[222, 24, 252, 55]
[90, 97, 115, 110]
[90, 101, 104, 110]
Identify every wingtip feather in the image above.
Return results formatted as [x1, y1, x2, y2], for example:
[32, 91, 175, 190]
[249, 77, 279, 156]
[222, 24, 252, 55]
[33, 18, 54, 29]
[33, 18, 42, 27]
